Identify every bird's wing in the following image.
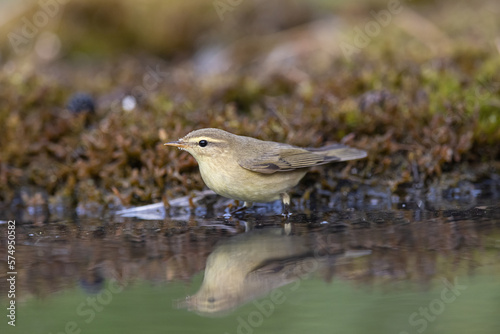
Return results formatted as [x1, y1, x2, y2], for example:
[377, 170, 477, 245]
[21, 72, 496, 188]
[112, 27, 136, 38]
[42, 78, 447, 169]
[238, 144, 366, 174]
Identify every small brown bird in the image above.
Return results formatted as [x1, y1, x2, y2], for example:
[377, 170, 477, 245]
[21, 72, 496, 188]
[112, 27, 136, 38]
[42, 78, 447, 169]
[165, 128, 366, 212]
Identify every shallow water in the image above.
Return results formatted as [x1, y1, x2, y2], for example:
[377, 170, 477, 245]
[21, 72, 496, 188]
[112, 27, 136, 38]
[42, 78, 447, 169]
[1, 180, 500, 334]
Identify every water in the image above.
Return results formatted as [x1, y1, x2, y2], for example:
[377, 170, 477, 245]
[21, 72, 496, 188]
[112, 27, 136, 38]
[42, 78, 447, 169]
[1, 180, 499, 334]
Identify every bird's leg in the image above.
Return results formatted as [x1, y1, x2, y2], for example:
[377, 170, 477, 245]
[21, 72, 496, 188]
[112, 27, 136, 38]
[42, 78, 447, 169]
[229, 201, 253, 215]
[281, 193, 291, 218]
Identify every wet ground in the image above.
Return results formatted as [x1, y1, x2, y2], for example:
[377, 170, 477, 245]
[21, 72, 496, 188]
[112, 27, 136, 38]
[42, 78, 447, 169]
[1, 179, 499, 334]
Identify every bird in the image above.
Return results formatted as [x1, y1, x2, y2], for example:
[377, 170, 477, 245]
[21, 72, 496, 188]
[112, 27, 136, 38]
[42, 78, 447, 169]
[165, 128, 366, 213]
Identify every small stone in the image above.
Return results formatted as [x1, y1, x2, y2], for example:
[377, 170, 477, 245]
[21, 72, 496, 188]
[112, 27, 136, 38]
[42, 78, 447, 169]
[66, 93, 96, 114]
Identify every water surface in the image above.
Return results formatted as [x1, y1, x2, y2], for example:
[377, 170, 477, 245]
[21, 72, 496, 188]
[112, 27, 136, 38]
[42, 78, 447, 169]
[1, 181, 499, 334]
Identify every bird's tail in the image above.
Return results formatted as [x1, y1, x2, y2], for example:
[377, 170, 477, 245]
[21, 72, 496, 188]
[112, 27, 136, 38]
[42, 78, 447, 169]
[308, 144, 367, 162]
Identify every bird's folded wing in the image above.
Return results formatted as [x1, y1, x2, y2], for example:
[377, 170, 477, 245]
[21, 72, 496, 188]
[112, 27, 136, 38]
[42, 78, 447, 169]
[238, 145, 366, 174]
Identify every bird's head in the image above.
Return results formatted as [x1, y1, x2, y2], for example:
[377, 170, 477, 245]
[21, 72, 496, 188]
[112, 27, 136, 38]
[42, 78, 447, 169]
[165, 128, 235, 163]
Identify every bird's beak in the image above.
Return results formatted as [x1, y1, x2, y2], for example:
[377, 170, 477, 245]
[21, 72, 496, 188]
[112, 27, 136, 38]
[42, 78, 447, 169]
[164, 140, 187, 148]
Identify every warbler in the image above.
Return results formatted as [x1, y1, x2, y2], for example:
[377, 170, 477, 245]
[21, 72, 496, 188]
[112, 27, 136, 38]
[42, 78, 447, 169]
[165, 128, 366, 211]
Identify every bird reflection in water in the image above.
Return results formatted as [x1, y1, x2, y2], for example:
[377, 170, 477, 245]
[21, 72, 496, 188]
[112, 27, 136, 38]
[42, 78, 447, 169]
[178, 226, 371, 316]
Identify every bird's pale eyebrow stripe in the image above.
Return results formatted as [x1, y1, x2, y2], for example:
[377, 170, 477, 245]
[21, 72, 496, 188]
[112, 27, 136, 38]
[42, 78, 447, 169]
[187, 137, 225, 143]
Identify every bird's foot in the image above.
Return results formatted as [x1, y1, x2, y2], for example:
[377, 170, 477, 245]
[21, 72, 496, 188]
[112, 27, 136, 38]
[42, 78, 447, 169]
[224, 201, 253, 218]
[230, 206, 248, 215]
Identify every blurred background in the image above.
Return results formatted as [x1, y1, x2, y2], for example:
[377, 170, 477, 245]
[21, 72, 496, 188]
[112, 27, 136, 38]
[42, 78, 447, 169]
[0, 1, 499, 334]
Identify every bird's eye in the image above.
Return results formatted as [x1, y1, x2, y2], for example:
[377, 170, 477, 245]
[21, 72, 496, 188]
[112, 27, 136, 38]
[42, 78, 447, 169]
[199, 140, 208, 147]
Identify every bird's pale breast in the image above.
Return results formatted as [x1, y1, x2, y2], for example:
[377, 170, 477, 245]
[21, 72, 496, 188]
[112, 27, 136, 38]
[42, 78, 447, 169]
[198, 158, 306, 203]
